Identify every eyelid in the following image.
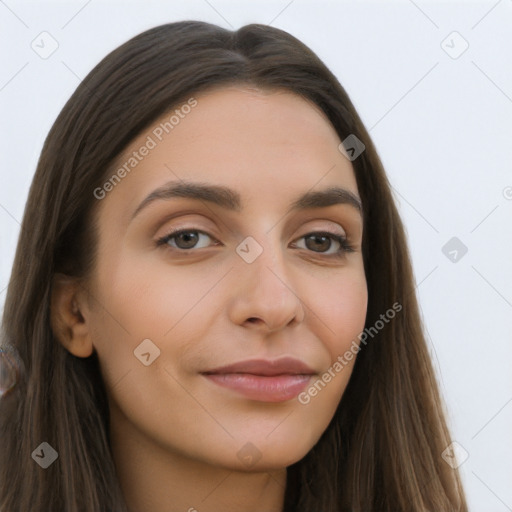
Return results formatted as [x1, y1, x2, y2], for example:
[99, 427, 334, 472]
[155, 227, 220, 249]
[155, 226, 355, 257]
[154, 215, 347, 239]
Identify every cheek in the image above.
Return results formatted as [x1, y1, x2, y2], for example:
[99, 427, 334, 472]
[314, 268, 368, 357]
[292, 270, 367, 434]
[88, 250, 222, 378]
[92, 246, 367, 382]
[92, 247, 207, 335]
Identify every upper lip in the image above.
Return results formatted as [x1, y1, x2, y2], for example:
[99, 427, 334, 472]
[202, 357, 316, 376]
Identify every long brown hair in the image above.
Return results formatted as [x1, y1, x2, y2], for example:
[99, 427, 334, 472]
[0, 21, 467, 511]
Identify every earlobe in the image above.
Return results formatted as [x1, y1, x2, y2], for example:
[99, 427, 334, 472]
[50, 273, 94, 358]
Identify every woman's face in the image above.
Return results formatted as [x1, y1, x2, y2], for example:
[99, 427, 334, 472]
[86, 86, 367, 471]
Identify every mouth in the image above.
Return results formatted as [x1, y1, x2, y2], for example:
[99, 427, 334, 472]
[201, 357, 316, 403]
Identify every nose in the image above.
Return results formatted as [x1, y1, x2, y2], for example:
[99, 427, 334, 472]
[227, 238, 306, 333]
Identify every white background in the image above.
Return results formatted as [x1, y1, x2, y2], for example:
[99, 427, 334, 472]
[1, 1, 511, 510]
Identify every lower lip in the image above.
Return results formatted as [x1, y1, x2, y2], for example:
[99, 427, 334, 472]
[202, 373, 314, 402]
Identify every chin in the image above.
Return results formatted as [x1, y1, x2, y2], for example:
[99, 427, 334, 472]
[217, 436, 316, 473]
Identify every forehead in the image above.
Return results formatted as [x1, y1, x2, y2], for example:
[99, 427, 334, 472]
[96, 86, 359, 224]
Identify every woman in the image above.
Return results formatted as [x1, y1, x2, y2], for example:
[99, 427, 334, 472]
[0, 21, 467, 511]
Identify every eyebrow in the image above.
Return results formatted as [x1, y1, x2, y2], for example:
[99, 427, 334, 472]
[130, 180, 363, 221]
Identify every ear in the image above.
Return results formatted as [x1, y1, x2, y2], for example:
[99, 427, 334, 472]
[50, 273, 94, 358]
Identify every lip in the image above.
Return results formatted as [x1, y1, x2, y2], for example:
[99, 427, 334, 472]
[203, 357, 316, 376]
[201, 357, 316, 403]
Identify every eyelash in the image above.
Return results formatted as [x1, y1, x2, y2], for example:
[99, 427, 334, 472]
[155, 228, 355, 258]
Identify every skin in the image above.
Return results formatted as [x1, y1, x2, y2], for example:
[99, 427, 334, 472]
[52, 86, 368, 512]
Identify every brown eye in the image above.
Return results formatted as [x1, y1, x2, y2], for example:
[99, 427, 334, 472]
[293, 231, 354, 257]
[173, 231, 200, 249]
[157, 229, 216, 250]
[304, 234, 333, 253]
